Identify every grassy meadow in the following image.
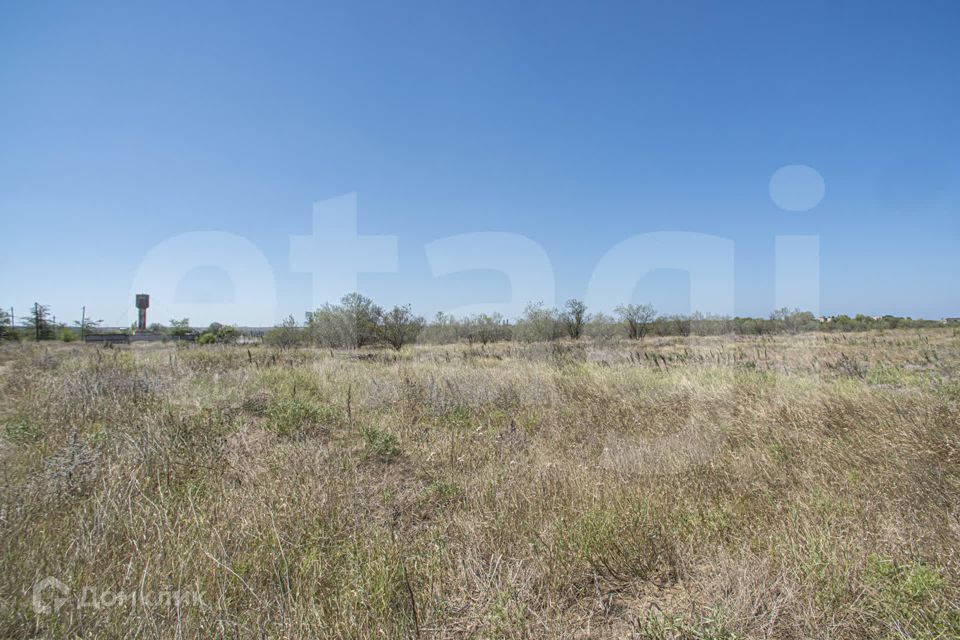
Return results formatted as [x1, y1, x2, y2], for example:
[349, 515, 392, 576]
[1, 329, 958, 638]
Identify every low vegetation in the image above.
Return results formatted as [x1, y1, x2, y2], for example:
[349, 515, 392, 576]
[1, 329, 958, 638]
[5, 295, 952, 349]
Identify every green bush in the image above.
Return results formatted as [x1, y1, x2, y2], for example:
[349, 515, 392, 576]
[263, 315, 306, 349]
[264, 397, 340, 436]
[361, 426, 401, 461]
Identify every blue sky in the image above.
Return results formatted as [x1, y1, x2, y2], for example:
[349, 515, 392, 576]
[1, 1, 957, 326]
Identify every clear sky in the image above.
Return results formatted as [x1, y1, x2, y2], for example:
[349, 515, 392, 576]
[1, 1, 958, 326]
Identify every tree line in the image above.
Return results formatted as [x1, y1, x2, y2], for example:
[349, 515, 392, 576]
[259, 295, 948, 350]
[0, 303, 103, 343]
[1, 296, 948, 348]
[0, 304, 227, 344]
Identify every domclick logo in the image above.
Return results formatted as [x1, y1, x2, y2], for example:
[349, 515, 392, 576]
[30, 577, 203, 614]
[31, 577, 70, 614]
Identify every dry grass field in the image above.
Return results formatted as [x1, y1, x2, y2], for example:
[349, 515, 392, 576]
[1, 329, 958, 638]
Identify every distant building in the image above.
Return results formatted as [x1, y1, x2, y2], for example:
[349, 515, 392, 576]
[84, 294, 196, 344]
[84, 333, 130, 345]
[135, 294, 150, 330]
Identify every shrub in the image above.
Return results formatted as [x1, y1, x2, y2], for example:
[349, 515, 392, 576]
[829, 353, 868, 378]
[615, 303, 657, 340]
[204, 322, 240, 343]
[562, 498, 678, 582]
[560, 299, 587, 340]
[0, 307, 15, 340]
[378, 305, 424, 350]
[169, 317, 191, 338]
[513, 302, 563, 342]
[264, 397, 336, 436]
[264, 315, 306, 349]
[361, 426, 401, 461]
[307, 293, 382, 348]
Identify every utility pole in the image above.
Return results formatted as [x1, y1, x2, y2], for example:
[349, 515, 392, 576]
[34, 302, 39, 341]
[80, 306, 86, 341]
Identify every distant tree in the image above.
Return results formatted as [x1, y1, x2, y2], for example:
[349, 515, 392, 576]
[466, 313, 511, 345]
[73, 316, 103, 338]
[264, 315, 305, 349]
[794, 311, 817, 332]
[561, 299, 587, 340]
[341, 292, 383, 348]
[0, 307, 13, 340]
[832, 315, 854, 332]
[583, 312, 621, 340]
[770, 307, 790, 332]
[735, 317, 767, 336]
[378, 305, 424, 350]
[615, 303, 657, 340]
[306, 293, 382, 349]
[515, 302, 564, 342]
[770, 308, 817, 334]
[305, 305, 349, 348]
[418, 311, 460, 344]
[416, 312, 512, 345]
[169, 318, 191, 339]
[195, 322, 239, 345]
[668, 314, 692, 337]
[22, 303, 54, 341]
[217, 325, 240, 343]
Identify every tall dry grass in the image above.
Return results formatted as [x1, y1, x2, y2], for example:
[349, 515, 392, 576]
[1, 330, 958, 638]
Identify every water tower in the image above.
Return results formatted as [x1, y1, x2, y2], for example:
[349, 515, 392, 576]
[135, 294, 150, 331]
